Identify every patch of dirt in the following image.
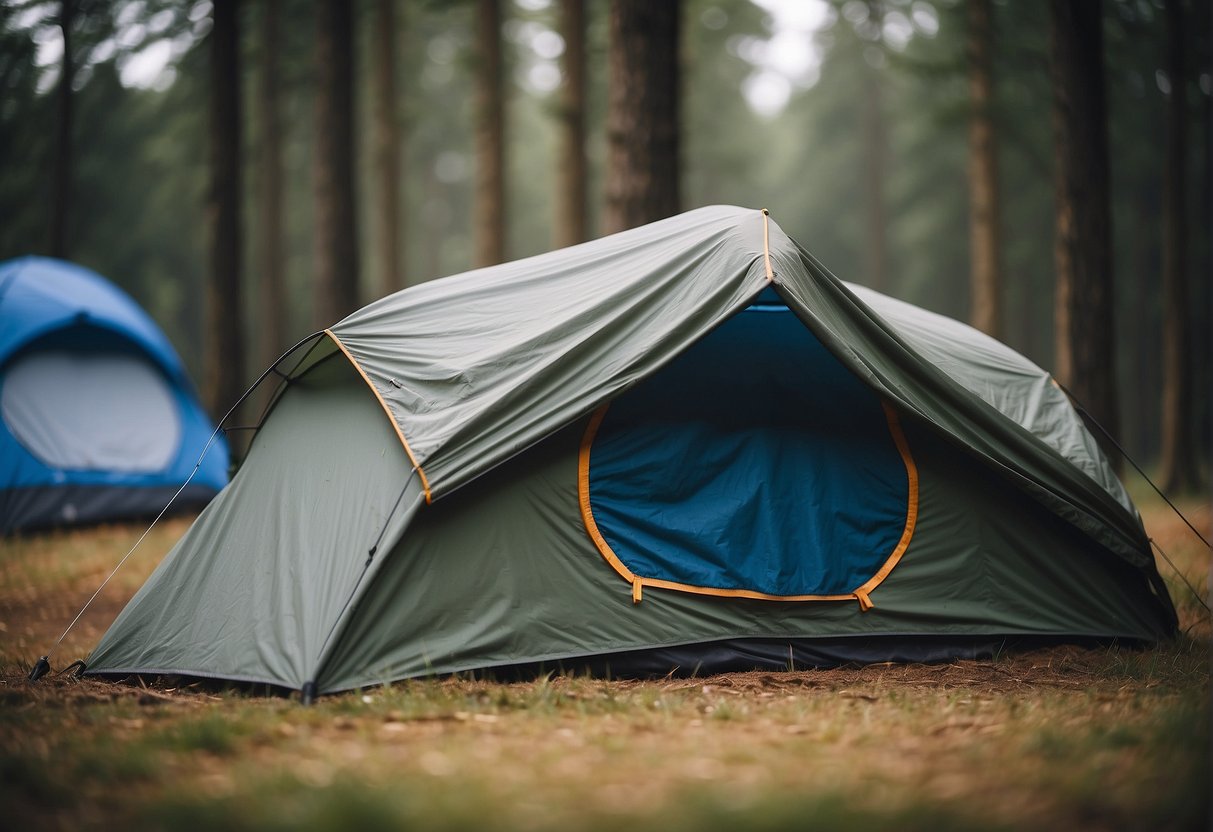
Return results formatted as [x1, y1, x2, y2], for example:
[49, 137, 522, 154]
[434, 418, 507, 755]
[0, 590, 132, 675]
[666, 645, 1138, 695]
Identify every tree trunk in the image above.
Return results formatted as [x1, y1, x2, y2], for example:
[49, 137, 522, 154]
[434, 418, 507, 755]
[50, 0, 73, 258]
[1158, 0, 1197, 491]
[1198, 9, 1213, 477]
[313, 0, 360, 327]
[372, 0, 404, 294]
[861, 1, 888, 293]
[424, 162, 443, 281]
[474, 0, 506, 268]
[1125, 188, 1158, 464]
[205, 0, 245, 422]
[603, 0, 681, 234]
[554, 0, 587, 248]
[257, 0, 286, 371]
[1048, 0, 1120, 463]
[967, 0, 1003, 339]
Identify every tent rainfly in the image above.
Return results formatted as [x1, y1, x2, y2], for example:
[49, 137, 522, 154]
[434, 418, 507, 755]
[83, 207, 1175, 697]
[0, 257, 228, 534]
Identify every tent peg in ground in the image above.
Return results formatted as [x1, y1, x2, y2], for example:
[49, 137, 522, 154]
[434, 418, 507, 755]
[27, 656, 50, 682]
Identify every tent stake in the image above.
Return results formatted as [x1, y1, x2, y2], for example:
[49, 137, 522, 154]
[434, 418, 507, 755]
[27, 656, 50, 682]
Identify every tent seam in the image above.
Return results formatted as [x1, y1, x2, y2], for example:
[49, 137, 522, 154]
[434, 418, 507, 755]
[324, 328, 433, 504]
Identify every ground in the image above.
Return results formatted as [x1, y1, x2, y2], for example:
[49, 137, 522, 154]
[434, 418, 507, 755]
[1, 486, 1208, 832]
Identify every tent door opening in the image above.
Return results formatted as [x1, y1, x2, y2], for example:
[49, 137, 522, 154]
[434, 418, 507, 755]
[579, 297, 918, 607]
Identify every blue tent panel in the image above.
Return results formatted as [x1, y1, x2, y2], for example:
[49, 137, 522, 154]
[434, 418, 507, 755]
[583, 298, 915, 600]
[0, 257, 228, 532]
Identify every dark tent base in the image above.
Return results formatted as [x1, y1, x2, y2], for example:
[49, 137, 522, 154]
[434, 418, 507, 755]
[472, 634, 1148, 681]
[83, 634, 1147, 700]
[1, 483, 220, 535]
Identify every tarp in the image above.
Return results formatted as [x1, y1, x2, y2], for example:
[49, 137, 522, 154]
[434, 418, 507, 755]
[329, 206, 1146, 566]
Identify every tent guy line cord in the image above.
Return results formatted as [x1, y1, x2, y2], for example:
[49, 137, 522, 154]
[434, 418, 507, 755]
[1150, 538, 1211, 615]
[1053, 379, 1211, 551]
[1052, 379, 1209, 617]
[31, 428, 223, 679]
[27, 331, 329, 683]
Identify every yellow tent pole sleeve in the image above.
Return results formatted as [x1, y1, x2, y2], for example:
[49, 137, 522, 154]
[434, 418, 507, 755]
[761, 208, 774, 283]
[850, 401, 920, 609]
[579, 404, 640, 587]
[324, 329, 434, 505]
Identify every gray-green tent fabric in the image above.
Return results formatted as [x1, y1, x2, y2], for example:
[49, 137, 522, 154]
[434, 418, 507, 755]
[86, 206, 1176, 694]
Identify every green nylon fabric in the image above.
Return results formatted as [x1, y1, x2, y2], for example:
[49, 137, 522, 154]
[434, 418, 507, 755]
[87, 356, 423, 690]
[769, 235, 1153, 571]
[842, 283, 1132, 515]
[330, 206, 772, 497]
[317, 417, 1171, 693]
[329, 206, 1152, 574]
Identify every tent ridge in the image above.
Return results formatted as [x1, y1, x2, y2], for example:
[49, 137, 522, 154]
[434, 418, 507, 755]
[324, 328, 433, 504]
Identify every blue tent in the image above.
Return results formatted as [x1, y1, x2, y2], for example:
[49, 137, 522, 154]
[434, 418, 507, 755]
[0, 257, 228, 533]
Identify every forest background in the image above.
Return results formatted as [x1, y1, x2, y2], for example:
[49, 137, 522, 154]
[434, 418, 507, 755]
[1, 0, 1209, 485]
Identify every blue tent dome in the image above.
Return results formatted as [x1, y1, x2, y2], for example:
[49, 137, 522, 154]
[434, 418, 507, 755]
[0, 256, 229, 532]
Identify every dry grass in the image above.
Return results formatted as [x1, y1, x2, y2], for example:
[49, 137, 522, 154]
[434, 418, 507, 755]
[0, 493, 1208, 832]
[0, 517, 193, 664]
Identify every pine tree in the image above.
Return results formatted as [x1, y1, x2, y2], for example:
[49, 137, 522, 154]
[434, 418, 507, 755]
[603, 0, 681, 233]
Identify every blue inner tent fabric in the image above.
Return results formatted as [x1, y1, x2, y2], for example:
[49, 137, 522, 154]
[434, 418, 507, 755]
[584, 292, 914, 598]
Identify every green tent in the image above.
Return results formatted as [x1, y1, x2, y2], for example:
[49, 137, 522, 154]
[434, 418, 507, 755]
[85, 206, 1176, 697]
